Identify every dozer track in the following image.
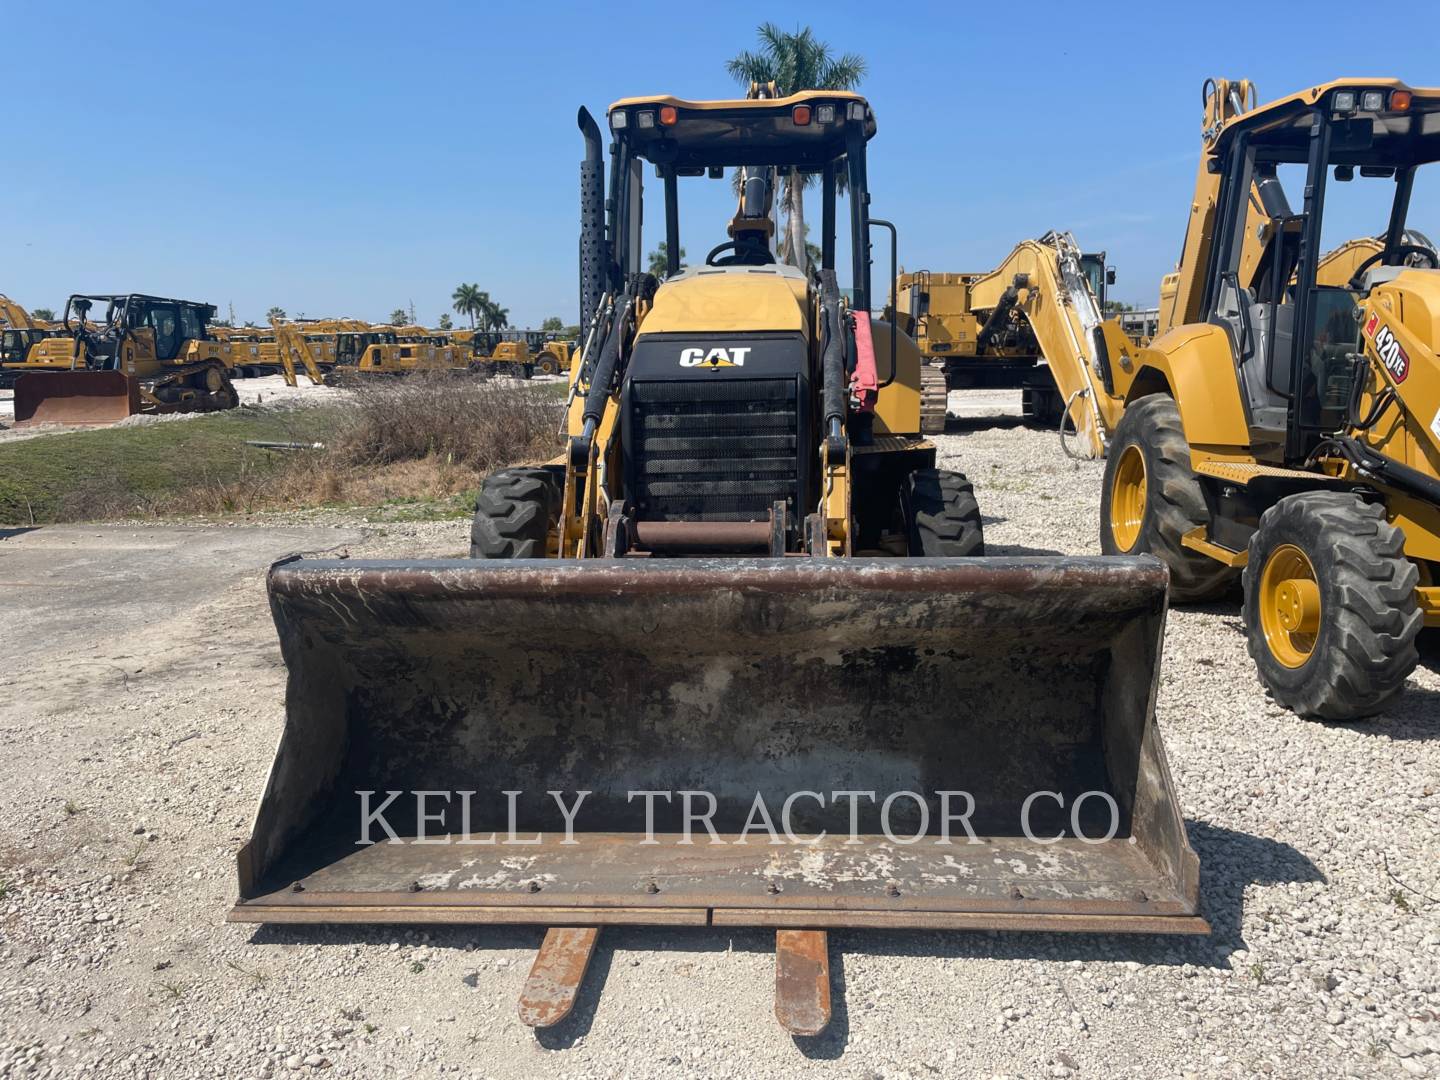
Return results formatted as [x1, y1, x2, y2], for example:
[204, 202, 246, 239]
[920, 363, 949, 434]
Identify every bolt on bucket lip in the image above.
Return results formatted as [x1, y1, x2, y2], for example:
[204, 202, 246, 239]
[266, 554, 1171, 604]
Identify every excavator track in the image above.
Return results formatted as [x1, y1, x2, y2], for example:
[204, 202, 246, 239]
[920, 363, 949, 434]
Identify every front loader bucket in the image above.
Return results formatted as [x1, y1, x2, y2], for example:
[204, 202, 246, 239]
[232, 557, 1205, 935]
[13, 371, 140, 427]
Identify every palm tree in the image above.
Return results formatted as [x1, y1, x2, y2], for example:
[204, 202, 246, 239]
[389, 308, 408, 327]
[482, 300, 509, 332]
[266, 306, 287, 322]
[647, 242, 686, 278]
[451, 283, 485, 329]
[438, 313, 453, 331]
[727, 24, 866, 272]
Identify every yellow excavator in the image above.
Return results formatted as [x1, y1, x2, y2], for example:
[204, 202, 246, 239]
[232, 87, 1204, 1035]
[270, 320, 326, 386]
[10, 294, 239, 426]
[1100, 77, 1440, 719]
[0, 295, 64, 389]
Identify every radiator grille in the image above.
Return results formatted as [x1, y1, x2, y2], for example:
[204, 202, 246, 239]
[629, 379, 799, 522]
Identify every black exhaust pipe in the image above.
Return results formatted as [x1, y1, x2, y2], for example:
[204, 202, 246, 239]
[578, 108, 605, 346]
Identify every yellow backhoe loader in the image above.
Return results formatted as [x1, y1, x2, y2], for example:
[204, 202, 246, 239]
[9, 294, 239, 426]
[1100, 77, 1440, 719]
[897, 236, 1131, 457]
[231, 88, 1203, 1034]
[896, 239, 1121, 448]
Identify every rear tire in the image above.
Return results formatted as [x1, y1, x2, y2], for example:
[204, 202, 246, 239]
[1242, 492, 1420, 719]
[905, 468, 984, 557]
[469, 466, 563, 558]
[1100, 394, 1236, 601]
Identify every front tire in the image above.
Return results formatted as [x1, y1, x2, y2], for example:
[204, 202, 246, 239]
[905, 467, 984, 557]
[1100, 394, 1236, 601]
[469, 466, 563, 558]
[1242, 492, 1420, 719]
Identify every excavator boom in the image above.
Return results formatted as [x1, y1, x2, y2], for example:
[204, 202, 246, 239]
[964, 232, 1126, 456]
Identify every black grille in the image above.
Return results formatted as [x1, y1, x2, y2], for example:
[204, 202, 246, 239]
[629, 378, 799, 521]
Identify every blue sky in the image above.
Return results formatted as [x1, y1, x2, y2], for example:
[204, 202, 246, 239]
[5, 0, 1438, 327]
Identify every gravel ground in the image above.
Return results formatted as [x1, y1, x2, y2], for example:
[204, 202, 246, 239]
[0, 391, 1436, 1079]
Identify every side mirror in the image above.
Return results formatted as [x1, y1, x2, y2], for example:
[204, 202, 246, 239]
[1106, 268, 1117, 286]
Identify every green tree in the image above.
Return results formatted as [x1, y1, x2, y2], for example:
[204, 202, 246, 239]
[540, 316, 565, 333]
[31, 307, 55, 321]
[451, 283, 486, 329]
[438, 313, 454, 331]
[647, 241, 686, 278]
[266, 306, 287, 322]
[727, 24, 866, 272]
[481, 300, 509, 332]
[389, 308, 408, 326]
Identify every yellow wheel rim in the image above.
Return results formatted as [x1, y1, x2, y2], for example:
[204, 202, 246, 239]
[1110, 444, 1147, 551]
[1259, 543, 1321, 668]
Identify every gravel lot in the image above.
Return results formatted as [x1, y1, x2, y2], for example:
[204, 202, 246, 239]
[0, 391, 1436, 1079]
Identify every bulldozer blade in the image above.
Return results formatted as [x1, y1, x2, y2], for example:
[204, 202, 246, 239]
[13, 371, 140, 427]
[232, 556, 1206, 936]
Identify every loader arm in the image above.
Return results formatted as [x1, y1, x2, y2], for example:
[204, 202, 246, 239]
[966, 232, 1124, 456]
[1158, 78, 1258, 335]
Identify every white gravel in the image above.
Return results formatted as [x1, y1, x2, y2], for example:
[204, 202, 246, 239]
[0, 394, 1435, 1078]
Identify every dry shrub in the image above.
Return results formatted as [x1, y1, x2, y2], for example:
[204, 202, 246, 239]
[40, 375, 566, 522]
[332, 375, 563, 473]
[207, 376, 563, 516]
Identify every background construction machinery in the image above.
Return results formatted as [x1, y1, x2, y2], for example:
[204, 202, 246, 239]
[1099, 77, 1440, 721]
[0, 294, 64, 388]
[895, 236, 1127, 455]
[231, 86, 1202, 1037]
[10, 294, 240, 426]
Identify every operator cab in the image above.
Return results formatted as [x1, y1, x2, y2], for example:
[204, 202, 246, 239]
[600, 90, 877, 285]
[63, 294, 217, 368]
[1202, 81, 1440, 461]
[577, 91, 896, 552]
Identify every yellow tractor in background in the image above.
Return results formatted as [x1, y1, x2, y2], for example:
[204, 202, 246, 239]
[1100, 77, 1440, 719]
[449, 330, 572, 377]
[9, 294, 239, 426]
[353, 330, 469, 377]
[896, 235, 1129, 456]
[232, 88, 1204, 1035]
